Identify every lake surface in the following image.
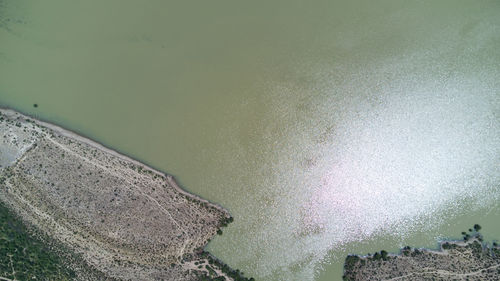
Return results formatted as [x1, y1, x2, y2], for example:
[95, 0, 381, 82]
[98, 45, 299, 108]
[1, 1, 499, 280]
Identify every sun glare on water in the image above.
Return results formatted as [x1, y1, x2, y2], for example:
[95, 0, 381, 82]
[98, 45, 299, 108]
[250, 63, 499, 279]
[303, 85, 498, 241]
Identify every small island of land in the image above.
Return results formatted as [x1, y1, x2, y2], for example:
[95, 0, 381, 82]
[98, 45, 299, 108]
[0, 108, 252, 281]
[343, 225, 500, 281]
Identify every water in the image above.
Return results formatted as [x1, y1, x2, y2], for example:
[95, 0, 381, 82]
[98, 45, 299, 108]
[1, 0, 499, 280]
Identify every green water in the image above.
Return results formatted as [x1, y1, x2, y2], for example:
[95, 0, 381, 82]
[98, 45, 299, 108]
[1, 1, 499, 280]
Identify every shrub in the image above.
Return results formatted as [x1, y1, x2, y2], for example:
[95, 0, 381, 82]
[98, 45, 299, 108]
[380, 250, 388, 260]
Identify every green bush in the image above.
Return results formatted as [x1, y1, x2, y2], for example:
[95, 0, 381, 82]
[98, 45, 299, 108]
[380, 250, 388, 260]
[0, 201, 74, 280]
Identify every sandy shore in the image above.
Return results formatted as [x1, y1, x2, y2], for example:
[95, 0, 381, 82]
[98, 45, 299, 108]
[0, 107, 229, 216]
[0, 107, 246, 280]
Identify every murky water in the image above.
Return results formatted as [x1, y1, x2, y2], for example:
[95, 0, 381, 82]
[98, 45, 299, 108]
[1, 1, 499, 280]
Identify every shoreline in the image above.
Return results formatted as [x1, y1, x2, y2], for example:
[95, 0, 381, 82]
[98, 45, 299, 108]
[343, 228, 500, 280]
[0, 106, 250, 280]
[0, 106, 230, 217]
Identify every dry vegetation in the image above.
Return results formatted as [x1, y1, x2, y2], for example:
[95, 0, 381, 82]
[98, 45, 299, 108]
[343, 227, 500, 281]
[0, 108, 250, 280]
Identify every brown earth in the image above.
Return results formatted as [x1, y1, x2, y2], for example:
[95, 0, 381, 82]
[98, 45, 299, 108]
[0, 108, 239, 280]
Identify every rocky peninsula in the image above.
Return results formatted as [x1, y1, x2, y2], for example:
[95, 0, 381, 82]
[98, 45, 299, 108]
[0, 108, 251, 280]
[343, 226, 500, 281]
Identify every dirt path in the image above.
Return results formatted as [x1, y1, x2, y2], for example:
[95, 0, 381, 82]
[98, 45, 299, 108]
[385, 263, 500, 280]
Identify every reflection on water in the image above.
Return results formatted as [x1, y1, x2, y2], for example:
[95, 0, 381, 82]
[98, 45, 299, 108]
[1, 0, 499, 280]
